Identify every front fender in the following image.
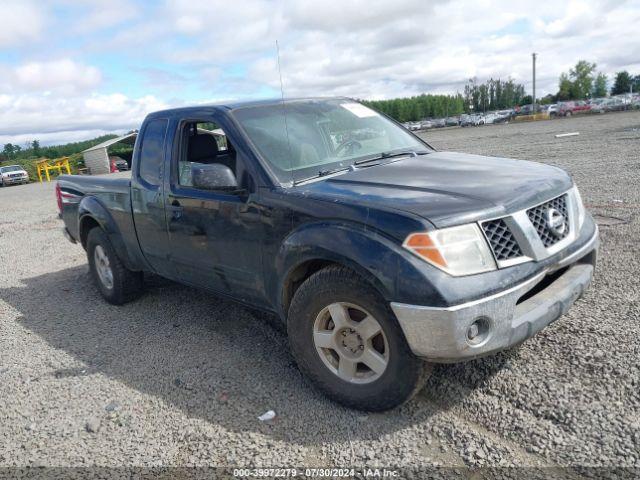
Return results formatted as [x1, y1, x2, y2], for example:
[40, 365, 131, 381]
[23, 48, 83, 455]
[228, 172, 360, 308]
[272, 221, 446, 319]
[78, 196, 147, 272]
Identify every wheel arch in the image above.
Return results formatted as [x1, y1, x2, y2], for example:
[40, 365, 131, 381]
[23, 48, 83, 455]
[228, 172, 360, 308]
[281, 257, 389, 321]
[275, 223, 402, 320]
[77, 196, 143, 272]
[79, 215, 101, 248]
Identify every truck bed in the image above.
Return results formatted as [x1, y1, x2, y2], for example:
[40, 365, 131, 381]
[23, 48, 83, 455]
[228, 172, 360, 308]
[58, 172, 134, 246]
[58, 171, 131, 196]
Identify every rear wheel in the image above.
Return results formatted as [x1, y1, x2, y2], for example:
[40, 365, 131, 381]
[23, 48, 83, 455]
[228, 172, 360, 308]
[287, 265, 430, 411]
[86, 227, 143, 305]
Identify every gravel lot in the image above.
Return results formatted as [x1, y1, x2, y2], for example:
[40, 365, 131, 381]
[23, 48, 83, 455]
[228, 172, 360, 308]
[1, 112, 638, 475]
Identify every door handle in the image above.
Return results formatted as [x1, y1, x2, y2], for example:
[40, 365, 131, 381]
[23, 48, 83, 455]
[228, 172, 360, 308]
[166, 200, 183, 219]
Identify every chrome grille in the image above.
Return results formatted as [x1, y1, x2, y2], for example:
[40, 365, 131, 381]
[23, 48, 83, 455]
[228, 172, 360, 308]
[482, 219, 523, 261]
[527, 194, 570, 247]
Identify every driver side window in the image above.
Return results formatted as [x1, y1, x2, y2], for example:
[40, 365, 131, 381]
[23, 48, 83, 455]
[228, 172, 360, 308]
[178, 122, 237, 189]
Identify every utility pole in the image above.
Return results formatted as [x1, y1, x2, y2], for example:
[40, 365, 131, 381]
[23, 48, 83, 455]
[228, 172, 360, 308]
[532, 52, 537, 114]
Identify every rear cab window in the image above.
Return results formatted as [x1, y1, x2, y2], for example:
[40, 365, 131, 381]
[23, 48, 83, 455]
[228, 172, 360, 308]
[138, 118, 169, 186]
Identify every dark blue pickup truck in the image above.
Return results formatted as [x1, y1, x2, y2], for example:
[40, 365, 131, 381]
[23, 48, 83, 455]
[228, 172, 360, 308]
[58, 98, 598, 410]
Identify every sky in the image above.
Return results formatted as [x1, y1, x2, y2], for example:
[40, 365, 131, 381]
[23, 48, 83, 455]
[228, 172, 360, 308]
[1, 0, 639, 147]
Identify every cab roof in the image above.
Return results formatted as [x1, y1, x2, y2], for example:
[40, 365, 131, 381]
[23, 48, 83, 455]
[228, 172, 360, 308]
[146, 96, 352, 118]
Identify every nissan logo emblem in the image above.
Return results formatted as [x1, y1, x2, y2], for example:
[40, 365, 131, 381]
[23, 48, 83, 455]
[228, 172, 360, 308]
[545, 208, 566, 237]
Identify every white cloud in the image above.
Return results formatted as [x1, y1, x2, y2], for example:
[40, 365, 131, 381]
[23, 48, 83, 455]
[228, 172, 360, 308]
[72, 0, 139, 34]
[0, 1, 46, 47]
[157, 0, 640, 100]
[0, 129, 128, 148]
[1, 0, 640, 146]
[9, 60, 102, 94]
[0, 92, 167, 143]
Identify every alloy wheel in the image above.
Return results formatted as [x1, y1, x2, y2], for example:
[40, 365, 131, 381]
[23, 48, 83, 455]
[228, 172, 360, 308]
[313, 302, 389, 384]
[94, 245, 114, 290]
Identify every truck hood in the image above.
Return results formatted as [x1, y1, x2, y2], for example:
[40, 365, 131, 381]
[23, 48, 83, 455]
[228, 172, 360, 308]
[295, 151, 573, 228]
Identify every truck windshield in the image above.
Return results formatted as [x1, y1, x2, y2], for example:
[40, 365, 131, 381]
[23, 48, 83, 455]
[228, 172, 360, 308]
[231, 99, 431, 183]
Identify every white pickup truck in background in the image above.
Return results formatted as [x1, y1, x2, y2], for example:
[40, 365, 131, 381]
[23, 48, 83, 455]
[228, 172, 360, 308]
[0, 165, 29, 186]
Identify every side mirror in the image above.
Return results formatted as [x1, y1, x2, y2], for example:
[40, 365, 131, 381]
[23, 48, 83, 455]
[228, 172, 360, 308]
[192, 164, 238, 191]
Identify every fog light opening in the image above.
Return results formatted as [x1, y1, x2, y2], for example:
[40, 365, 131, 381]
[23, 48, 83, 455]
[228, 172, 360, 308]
[466, 317, 490, 346]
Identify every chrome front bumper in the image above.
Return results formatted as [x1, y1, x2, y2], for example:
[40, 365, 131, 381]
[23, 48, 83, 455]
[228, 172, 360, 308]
[3, 177, 27, 184]
[391, 227, 598, 362]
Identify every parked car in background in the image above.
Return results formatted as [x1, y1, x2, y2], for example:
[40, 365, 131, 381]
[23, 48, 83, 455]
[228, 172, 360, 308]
[445, 117, 459, 127]
[110, 157, 130, 172]
[558, 101, 591, 117]
[0, 165, 29, 186]
[459, 114, 473, 127]
[495, 110, 513, 123]
[420, 120, 433, 130]
[471, 114, 485, 125]
[500, 109, 516, 121]
[483, 113, 497, 124]
[516, 104, 533, 115]
[547, 104, 558, 116]
[592, 97, 627, 113]
[433, 118, 446, 128]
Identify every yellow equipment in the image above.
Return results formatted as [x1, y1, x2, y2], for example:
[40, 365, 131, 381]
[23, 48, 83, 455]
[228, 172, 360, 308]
[36, 157, 71, 182]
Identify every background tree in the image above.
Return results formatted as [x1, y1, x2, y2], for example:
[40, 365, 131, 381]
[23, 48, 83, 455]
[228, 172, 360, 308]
[2, 143, 16, 159]
[31, 140, 41, 157]
[556, 60, 597, 100]
[569, 60, 597, 99]
[362, 93, 466, 121]
[593, 73, 608, 97]
[557, 73, 573, 100]
[611, 71, 632, 95]
[462, 78, 526, 112]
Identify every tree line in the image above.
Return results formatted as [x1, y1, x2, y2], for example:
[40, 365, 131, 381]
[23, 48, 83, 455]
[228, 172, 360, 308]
[463, 78, 527, 113]
[361, 77, 528, 122]
[0, 135, 122, 162]
[364, 62, 639, 123]
[361, 94, 467, 123]
[555, 61, 638, 101]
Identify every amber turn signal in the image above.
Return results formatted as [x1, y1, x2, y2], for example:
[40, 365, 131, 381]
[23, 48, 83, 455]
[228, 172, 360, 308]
[404, 233, 447, 268]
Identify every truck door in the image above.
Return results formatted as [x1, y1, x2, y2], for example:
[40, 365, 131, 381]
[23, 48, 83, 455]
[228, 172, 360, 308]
[130, 117, 175, 278]
[164, 120, 266, 307]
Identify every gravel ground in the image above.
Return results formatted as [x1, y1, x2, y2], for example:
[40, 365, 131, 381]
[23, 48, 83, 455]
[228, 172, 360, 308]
[0, 112, 638, 475]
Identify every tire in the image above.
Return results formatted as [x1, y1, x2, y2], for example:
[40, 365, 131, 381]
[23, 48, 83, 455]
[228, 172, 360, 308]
[287, 265, 431, 411]
[86, 227, 143, 305]
[565, 111, 572, 117]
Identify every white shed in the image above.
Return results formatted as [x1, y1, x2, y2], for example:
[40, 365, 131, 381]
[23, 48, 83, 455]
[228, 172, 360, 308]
[82, 133, 137, 174]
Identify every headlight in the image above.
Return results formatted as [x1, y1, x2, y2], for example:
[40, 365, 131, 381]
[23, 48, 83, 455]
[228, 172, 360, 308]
[573, 184, 585, 230]
[403, 224, 497, 276]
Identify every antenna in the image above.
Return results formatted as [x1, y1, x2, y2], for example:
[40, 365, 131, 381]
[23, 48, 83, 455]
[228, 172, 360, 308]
[276, 40, 293, 182]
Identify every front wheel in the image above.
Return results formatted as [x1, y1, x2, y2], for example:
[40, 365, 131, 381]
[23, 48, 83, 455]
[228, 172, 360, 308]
[86, 227, 143, 305]
[287, 266, 430, 411]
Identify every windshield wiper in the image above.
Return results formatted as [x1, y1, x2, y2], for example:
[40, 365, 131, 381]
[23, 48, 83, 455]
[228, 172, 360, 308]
[318, 166, 352, 177]
[354, 149, 429, 166]
[292, 149, 430, 185]
[293, 166, 353, 185]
